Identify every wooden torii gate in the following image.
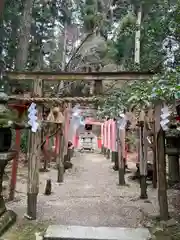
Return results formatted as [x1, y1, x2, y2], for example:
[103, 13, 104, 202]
[6, 71, 154, 80]
[7, 71, 155, 99]
[5, 70, 156, 219]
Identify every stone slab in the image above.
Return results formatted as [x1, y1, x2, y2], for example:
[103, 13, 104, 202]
[43, 225, 151, 240]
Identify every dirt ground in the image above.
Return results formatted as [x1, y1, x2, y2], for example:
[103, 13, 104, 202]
[1, 151, 180, 239]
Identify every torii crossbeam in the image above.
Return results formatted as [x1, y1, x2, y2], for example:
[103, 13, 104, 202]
[6, 71, 155, 81]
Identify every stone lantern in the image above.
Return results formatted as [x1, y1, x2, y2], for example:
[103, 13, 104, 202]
[0, 90, 17, 235]
[0, 63, 17, 234]
[165, 126, 180, 186]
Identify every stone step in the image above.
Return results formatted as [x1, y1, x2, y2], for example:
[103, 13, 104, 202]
[43, 225, 151, 240]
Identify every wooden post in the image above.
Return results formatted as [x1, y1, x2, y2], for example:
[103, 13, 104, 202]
[154, 104, 161, 180]
[66, 103, 71, 161]
[112, 120, 119, 171]
[94, 80, 103, 95]
[106, 120, 111, 159]
[55, 128, 60, 167]
[55, 133, 59, 155]
[100, 125, 104, 154]
[43, 136, 49, 171]
[57, 125, 64, 183]
[41, 80, 49, 171]
[118, 128, 125, 185]
[27, 131, 40, 219]
[139, 111, 148, 199]
[157, 127, 169, 220]
[136, 127, 140, 164]
[154, 104, 169, 220]
[104, 120, 108, 157]
[9, 129, 21, 200]
[63, 103, 70, 157]
[26, 129, 31, 164]
[152, 120, 157, 188]
[94, 79, 103, 152]
[27, 78, 42, 220]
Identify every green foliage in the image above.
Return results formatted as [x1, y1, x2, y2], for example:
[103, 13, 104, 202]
[1, 0, 180, 73]
[108, 0, 180, 71]
[28, 0, 58, 70]
[1, 0, 67, 71]
[1, 0, 22, 69]
[83, 0, 104, 32]
[96, 0, 180, 118]
[126, 132, 137, 151]
[1, 0, 180, 121]
[98, 69, 180, 118]
[0, 107, 18, 128]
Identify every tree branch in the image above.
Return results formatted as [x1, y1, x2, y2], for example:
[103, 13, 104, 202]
[65, 31, 95, 71]
[56, 30, 96, 95]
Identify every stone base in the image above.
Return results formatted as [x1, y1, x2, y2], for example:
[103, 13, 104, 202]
[39, 168, 50, 173]
[111, 151, 118, 162]
[168, 180, 179, 188]
[64, 161, 73, 171]
[103, 148, 107, 156]
[136, 163, 153, 180]
[118, 168, 125, 185]
[106, 149, 110, 159]
[140, 175, 148, 199]
[27, 193, 37, 220]
[43, 225, 151, 240]
[0, 210, 16, 237]
[101, 145, 104, 154]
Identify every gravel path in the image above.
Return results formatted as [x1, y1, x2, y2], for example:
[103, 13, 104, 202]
[5, 152, 166, 228]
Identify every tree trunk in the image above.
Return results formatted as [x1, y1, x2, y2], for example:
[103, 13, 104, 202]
[7, 18, 19, 69]
[0, 0, 5, 56]
[134, 5, 142, 65]
[15, 0, 33, 70]
[134, 5, 142, 177]
[57, 20, 67, 95]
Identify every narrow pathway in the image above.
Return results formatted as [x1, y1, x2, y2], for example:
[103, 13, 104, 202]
[6, 152, 159, 227]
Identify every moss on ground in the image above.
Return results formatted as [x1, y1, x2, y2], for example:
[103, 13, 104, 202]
[150, 221, 180, 240]
[2, 220, 50, 240]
